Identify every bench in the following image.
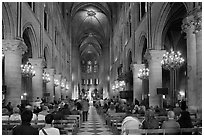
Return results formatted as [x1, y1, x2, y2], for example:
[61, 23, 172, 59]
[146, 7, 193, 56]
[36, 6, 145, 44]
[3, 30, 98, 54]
[125, 127, 202, 135]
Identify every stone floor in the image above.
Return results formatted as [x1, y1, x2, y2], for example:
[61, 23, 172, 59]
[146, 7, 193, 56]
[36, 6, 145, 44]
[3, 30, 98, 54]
[77, 103, 113, 135]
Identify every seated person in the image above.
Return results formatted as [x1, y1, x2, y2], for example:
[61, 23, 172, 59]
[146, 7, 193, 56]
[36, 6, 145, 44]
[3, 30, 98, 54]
[2, 108, 10, 121]
[121, 116, 141, 135]
[162, 111, 180, 134]
[25, 105, 37, 122]
[39, 114, 60, 135]
[38, 106, 49, 121]
[177, 106, 193, 134]
[107, 103, 116, 115]
[142, 109, 159, 129]
[177, 106, 193, 128]
[62, 104, 71, 116]
[9, 107, 21, 121]
[173, 103, 181, 119]
[70, 105, 80, 115]
[52, 107, 65, 120]
[12, 110, 38, 135]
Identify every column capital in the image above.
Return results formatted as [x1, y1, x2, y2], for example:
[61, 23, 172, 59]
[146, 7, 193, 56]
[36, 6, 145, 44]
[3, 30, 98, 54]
[2, 39, 27, 55]
[54, 74, 62, 81]
[46, 68, 55, 76]
[145, 50, 166, 63]
[29, 58, 46, 69]
[182, 11, 202, 34]
[131, 63, 145, 71]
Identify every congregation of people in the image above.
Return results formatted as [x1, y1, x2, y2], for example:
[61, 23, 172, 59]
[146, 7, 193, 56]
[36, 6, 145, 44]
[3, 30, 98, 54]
[2, 97, 89, 135]
[2, 96, 202, 135]
[94, 97, 202, 135]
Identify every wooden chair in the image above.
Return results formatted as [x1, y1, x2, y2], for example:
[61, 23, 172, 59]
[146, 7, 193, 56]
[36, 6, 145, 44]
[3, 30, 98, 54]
[2, 120, 10, 135]
[67, 115, 81, 128]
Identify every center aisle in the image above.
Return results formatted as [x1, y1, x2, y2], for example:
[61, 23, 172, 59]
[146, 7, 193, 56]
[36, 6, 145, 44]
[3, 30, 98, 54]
[77, 102, 113, 135]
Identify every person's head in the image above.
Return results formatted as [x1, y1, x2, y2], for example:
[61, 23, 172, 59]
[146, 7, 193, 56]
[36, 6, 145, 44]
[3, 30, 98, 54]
[145, 109, 155, 119]
[175, 103, 179, 107]
[167, 111, 175, 119]
[25, 105, 33, 111]
[13, 107, 20, 114]
[42, 106, 49, 112]
[2, 108, 9, 115]
[45, 114, 54, 124]
[21, 110, 33, 123]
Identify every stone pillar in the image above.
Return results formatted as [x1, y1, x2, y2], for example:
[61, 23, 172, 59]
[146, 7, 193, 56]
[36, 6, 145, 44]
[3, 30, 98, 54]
[147, 50, 166, 108]
[54, 74, 61, 102]
[182, 15, 197, 111]
[29, 58, 44, 101]
[3, 39, 27, 106]
[131, 63, 145, 103]
[46, 68, 55, 103]
[194, 11, 202, 111]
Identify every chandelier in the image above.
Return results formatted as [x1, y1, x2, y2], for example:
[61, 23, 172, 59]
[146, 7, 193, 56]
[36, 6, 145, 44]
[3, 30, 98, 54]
[21, 62, 35, 77]
[54, 79, 60, 87]
[138, 68, 149, 80]
[61, 81, 65, 89]
[112, 80, 126, 91]
[42, 71, 50, 83]
[65, 83, 69, 90]
[161, 49, 184, 70]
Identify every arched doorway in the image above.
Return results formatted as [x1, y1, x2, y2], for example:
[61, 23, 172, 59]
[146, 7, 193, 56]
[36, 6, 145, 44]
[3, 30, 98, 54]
[141, 36, 149, 107]
[162, 3, 187, 107]
[22, 28, 33, 103]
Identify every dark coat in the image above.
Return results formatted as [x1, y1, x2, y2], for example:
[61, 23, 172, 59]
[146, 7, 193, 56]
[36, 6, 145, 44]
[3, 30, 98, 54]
[12, 123, 38, 135]
[177, 111, 193, 128]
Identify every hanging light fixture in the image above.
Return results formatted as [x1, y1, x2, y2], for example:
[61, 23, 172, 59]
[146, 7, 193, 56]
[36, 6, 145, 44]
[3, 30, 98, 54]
[42, 71, 50, 83]
[54, 79, 59, 87]
[65, 82, 69, 90]
[21, 62, 35, 77]
[61, 79, 65, 89]
[161, 49, 184, 70]
[138, 68, 149, 80]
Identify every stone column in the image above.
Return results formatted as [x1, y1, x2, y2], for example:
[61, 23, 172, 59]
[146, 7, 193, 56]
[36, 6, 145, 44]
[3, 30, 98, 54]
[54, 74, 61, 102]
[29, 58, 45, 101]
[147, 50, 166, 108]
[182, 15, 197, 111]
[131, 63, 145, 103]
[3, 39, 27, 106]
[46, 68, 55, 103]
[194, 11, 202, 111]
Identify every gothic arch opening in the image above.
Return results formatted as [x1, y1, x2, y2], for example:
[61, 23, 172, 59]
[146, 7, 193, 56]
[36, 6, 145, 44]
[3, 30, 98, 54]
[21, 28, 34, 102]
[162, 3, 187, 107]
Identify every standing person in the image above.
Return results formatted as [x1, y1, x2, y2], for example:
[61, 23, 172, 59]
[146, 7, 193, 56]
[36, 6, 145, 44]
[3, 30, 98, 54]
[39, 114, 60, 135]
[12, 110, 38, 135]
[82, 99, 89, 122]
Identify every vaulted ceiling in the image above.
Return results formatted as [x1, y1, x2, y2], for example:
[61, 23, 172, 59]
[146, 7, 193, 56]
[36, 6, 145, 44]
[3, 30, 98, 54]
[66, 2, 121, 63]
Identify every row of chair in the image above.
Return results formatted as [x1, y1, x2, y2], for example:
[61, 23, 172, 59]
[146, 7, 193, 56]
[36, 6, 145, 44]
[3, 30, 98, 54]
[124, 127, 202, 135]
[2, 115, 81, 135]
